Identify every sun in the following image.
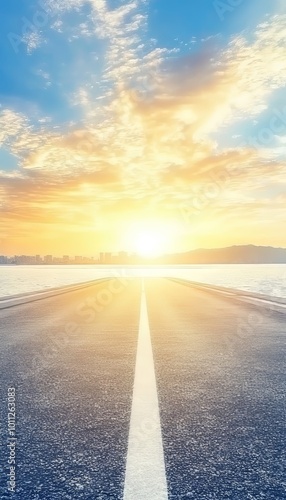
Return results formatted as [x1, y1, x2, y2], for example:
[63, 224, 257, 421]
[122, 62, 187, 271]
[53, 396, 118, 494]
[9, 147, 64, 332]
[133, 228, 167, 258]
[122, 219, 180, 259]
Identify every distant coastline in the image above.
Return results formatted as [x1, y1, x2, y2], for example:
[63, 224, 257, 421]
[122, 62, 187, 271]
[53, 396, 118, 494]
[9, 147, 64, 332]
[1, 245, 286, 265]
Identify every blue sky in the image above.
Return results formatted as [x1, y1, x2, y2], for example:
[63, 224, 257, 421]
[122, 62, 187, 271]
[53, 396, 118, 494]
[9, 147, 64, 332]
[0, 0, 286, 255]
[0, 0, 279, 130]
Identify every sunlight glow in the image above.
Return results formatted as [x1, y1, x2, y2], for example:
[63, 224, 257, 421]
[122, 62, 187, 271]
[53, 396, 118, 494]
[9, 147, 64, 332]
[133, 228, 167, 258]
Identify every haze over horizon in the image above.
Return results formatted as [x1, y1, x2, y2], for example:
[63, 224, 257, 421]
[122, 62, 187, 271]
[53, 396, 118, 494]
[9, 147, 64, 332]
[1, 0, 286, 256]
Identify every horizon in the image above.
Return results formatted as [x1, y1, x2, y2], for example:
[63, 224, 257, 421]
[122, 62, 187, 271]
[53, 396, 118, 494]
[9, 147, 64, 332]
[1, 1, 286, 254]
[2, 243, 286, 262]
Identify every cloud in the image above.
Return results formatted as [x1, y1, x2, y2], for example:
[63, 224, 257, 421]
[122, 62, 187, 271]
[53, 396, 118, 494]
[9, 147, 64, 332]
[0, 110, 29, 145]
[48, 0, 170, 88]
[2, 12, 286, 251]
[23, 31, 44, 53]
[45, 0, 86, 13]
[145, 15, 286, 141]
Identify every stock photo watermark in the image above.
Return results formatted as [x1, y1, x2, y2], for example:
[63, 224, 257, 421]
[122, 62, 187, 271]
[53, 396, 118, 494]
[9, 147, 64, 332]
[128, 404, 160, 451]
[24, 272, 130, 379]
[6, 387, 17, 494]
[225, 274, 286, 356]
[180, 104, 286, 224]
[213, 0, 245, 21]
[180, 163, 239, 222]
[8, 1, 57, 54]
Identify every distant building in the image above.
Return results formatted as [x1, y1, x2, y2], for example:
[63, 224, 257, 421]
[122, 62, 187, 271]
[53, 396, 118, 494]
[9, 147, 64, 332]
[104, 252, 112, 264]
[63, 255, 70, 264]
[44, 255, 53, 264]
[52, 257, 62, 264]
[14, 255, 36, 265]
[0, 255, 8, 264]
[119, 251, 128, 263]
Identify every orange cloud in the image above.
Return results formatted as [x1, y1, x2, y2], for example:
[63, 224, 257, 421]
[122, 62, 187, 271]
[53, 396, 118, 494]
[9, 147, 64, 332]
[1, 14, 286, 253]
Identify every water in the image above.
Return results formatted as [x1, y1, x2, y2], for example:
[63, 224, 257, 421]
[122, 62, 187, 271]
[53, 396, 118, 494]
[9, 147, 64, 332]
[0, 264, 286, 299]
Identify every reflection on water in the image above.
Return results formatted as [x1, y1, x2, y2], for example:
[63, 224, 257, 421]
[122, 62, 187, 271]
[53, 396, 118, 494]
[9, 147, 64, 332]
[0, 264, 286, 299]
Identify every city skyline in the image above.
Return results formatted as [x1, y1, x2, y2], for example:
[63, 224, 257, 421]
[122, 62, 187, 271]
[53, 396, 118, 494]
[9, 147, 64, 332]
[0, 252, 132, 265]
[1, 1, 286, 255]
[2, 243, 286, 265]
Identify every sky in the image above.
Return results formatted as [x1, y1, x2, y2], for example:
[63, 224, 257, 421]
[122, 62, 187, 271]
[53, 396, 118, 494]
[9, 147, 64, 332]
[0, 0, 286, 256]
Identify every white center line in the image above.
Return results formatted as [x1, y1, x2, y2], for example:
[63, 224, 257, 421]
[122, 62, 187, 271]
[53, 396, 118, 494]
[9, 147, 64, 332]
[124, 280, 168, 500]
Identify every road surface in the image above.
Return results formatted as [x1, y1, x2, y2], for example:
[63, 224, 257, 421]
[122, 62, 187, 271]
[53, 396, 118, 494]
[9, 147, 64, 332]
[0, 278, 285, 499]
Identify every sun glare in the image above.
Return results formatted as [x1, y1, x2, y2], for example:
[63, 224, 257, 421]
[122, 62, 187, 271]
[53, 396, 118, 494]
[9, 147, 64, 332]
[134, 230, 164, 257]
[122, 220, 181, 259]
[133, 229, 167, 258]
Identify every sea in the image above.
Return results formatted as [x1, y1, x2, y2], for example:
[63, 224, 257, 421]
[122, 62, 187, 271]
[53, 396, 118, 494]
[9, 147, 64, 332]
[0, 264, 286, 299]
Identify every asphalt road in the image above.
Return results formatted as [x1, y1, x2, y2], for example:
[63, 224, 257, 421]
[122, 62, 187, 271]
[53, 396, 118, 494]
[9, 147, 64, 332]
[0, 278, 285, 499]
[145, 279, 286, 500]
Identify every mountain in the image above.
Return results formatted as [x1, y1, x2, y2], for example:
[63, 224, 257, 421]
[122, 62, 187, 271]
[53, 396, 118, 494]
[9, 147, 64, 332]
[152, 245, 286, 264]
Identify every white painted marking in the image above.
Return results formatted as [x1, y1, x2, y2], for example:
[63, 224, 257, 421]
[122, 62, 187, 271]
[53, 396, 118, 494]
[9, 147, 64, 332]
[124, 280, 168, 500]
